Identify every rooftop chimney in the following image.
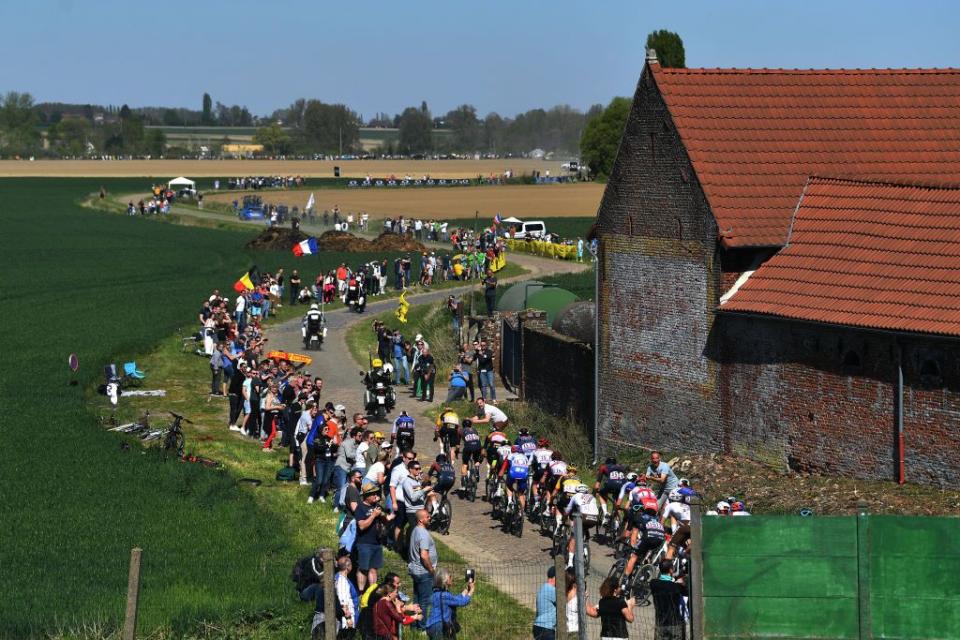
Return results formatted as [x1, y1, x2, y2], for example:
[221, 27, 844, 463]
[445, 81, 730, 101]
[646, 48, 658, 64]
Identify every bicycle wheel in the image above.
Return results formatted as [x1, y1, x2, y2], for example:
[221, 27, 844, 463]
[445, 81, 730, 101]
[607, 557, 625, 584]
[439, 498, 452, 534]
[164, 430, 185, 458]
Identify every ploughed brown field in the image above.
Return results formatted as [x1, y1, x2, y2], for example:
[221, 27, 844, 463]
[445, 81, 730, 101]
[205, 183, 604, 219]
[0, 158, 569, 179]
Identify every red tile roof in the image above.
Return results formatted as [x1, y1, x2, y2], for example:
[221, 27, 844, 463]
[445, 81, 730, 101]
[650, 64, 960, 248]
[720, 176, 960, 336]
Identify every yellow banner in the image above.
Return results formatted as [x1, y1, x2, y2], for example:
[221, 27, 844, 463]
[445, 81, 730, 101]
[395, 290, 410, 323]
[266, 350, 313, 366]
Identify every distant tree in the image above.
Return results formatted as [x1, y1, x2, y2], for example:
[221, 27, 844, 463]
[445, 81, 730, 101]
[162, 108, 182, 126]
[145, 128, 166, 157]
[646, 30, 685, 68]
[398, 105, 433, 155]
[48, 116, 92, 156]
[482, 112, 504, 153]
[445, 104, 480, 151]
[0, 91, 41, 156]
[253, 123, 291, 156]
[201, 93, 214, 125]
[301, 100, 360, 155]
[119, 104, 132, 120]
[579, 96, 631, 179]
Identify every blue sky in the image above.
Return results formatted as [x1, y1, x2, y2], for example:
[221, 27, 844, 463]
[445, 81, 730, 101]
[2, 0, 959, 119]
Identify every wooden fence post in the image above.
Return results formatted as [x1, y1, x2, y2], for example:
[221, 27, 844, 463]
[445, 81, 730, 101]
[555, 550, 567, 637]
[689, 498, 705, 640]
[322, 548, 336, 640]
[122, 547, 142, 640]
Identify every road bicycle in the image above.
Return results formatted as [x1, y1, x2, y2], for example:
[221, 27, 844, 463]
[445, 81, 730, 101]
[463, 464, 480, 503]
[429, 491, 453, 535]
[501, 493, 524, 538]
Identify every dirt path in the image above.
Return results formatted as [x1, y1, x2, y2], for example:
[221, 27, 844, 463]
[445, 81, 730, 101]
[266, 255, 652, 638]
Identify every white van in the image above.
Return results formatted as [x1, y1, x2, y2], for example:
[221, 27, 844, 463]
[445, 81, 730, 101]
[510, 220, 547, 240]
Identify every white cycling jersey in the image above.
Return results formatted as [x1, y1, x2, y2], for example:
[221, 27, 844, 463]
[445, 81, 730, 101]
[662, 501, 691, 531]
[533, 448, 554, 468]
[548, 460, 568, 478]
[565, 493, 600, 518]
[496, 444, 513, 461]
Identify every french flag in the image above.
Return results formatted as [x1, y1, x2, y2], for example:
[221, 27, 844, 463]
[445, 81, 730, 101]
[292, 237, 318, 256]
[494, 213, 503, 225]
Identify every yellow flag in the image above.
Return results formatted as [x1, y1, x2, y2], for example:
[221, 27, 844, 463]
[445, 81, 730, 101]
[395, 290, 410, 323]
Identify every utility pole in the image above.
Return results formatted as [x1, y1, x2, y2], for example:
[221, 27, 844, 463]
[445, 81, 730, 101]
[339, 127, 343, 157]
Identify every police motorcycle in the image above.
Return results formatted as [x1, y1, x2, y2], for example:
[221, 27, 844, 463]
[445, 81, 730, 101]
[360, 358, 396, 419]
[344, 273, 367, 313]
[301, 303, 327, 350]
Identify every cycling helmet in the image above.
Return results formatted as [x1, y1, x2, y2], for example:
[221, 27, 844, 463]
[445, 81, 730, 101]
[519, 427, 530, 436]
[436, 453, 447, 463]
[382, 362, 394, 375]
[461, 419, 473, 429]
[716, 501, 731, 513]
[668, 489, 683, 503]
[626, 472, 639, 483]
[678, 478, 690, 487]
[575, 483, 590, 494]
[567, 465, 578, 474]
[511, 445, 519, 453]
[678, 486, 696, 497]
[441, 410, 460, 426]
[604, 456, 617, 465]
[371, 358, 383, 368]
[725, 496, 738, 505]
[310, 303, 319, 310]
[537, 438, 550, 447]
[551, 451, 563, 461]
[642, 498, 659, 514]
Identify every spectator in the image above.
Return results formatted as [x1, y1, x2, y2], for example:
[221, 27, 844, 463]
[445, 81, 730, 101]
[227, 361, 247, 432]
[424, 567, 474, 640]
[646, 451, 679, 504]
[289, 269, 302, 305]
[335, 426, 362, 494]
[307, 409, 339, 504]
[261, 379, 285, 451]
[407, 508, 437, 629]
[335, 554, 360, 636]
[355, 429, 373, 475]
[597, 577, 634, 640]
[354, 482, 393, 592]
[458, 343, 476, 402]
[533, 566, 557, 640]
[209, 342, 223, 396]
[565, 568, 598, 639]
[295, 402, 318, 486]
[392, 330, 410, 385]
[365, 446, 390, 487]
[390, 451, 416, 549]
[475, 340, 497, 402]
[445, 364, 469, 402]
[448, 295, 461, 337]
[418, 347, 436, 403]
[482, 269, 497, 316]
[336, 468, 363, 532]
[373, 580, 422, 640]
[650, 559, 687, 640]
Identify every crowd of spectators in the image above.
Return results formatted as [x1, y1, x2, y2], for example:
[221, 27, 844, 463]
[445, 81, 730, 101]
[227, 175, 306, 189]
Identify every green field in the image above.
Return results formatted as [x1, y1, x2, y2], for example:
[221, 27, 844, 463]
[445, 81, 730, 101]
[0, 179, 402, 637]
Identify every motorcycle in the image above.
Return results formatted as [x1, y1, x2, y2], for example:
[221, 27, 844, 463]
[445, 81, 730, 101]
[345, 280, 366, 313]
[361, 372, 396, 419]
[303, 323, 327, 350]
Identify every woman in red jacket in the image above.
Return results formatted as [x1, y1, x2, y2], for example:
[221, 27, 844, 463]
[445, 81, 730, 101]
[373, 581, 422, 640]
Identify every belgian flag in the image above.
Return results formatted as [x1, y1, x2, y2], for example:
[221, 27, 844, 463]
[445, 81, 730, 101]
[233, 265, 260, 292]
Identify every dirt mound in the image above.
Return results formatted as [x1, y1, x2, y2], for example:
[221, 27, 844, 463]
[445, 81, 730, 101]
[316, 231, 426, 253]
[246, 227, 309, 251]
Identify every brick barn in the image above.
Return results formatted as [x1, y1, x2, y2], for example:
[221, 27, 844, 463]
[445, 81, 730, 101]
[595, 53, 960, 486]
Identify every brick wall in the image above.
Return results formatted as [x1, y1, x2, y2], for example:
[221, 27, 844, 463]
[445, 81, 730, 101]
[595, 63, 726, 457]
[718, 315, 960, 486]
[522, 324, 594, 440]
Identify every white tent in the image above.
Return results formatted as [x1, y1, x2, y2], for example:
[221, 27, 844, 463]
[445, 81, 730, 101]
[502, 216, 523, 224]
[169, 177, 196, 189]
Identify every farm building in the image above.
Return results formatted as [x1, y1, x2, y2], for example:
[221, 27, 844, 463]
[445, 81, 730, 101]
[595, 52, 960, 486]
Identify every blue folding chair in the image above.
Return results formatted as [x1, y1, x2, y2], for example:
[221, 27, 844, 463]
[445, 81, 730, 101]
[122, 361, 146, 387]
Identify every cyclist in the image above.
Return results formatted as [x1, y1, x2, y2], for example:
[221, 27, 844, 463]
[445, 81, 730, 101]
[563, 483, 600, 568]
[427, 453, 457, 515]
[499, 445, 530, 514]
[514, 427, 537, 462]
[621, 499, 666, 590]
[661, 489, 691, 533]
[434, 408, 461, 459]
[459, 419, 483, 488]
[543, 452, 568, 516]
[391, 411, 416, 454]
[551, 465, 581, 532]
[529, 438, 554, 510]
[594, 456, 627, 523]
[484, 428, 509, 472]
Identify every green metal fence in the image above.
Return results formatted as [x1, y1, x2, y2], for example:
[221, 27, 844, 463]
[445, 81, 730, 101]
[701, 511, 960, 639]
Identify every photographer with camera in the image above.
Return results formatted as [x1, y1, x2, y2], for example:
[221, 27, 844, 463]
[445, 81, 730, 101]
[424, 567, 474, 640]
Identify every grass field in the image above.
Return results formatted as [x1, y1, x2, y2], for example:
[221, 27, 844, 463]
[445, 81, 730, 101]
[0, 158, 570, 179]
[205, 183, 602, 220]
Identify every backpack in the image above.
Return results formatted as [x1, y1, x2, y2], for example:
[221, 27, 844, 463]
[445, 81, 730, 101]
[291, 556, 324, 593]
[276, 466, 298, 482]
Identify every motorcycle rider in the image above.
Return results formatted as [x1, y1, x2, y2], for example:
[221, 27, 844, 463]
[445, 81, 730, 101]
[362, 359, 394, 413]
[302, 303, 325, 348]
[345, 270, 367, 312]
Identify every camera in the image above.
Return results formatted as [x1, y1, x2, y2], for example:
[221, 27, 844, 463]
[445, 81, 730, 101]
[465, 568, 475, 583]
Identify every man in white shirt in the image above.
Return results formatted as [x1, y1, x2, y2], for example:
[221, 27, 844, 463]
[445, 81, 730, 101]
[390, 450, 415, 547]
[471, 397, 508, 429]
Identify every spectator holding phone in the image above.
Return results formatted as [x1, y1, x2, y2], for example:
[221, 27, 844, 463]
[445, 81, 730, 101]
[424, 567, 474, 640]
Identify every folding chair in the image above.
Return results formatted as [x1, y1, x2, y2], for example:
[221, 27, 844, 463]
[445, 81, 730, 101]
[122, 361, 146, 387]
